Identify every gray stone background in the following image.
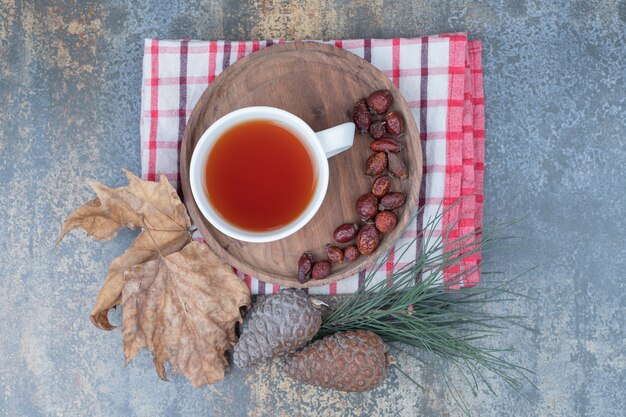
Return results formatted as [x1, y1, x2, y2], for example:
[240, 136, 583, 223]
[1, 1, 624, 416]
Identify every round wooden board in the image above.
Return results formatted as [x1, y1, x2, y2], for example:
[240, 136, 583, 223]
[181, 42, 422, 288]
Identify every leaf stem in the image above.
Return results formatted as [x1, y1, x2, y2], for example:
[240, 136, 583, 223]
[141, 215, 164, 259]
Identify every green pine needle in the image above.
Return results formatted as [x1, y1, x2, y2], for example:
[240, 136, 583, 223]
[318, 204, 536, 414]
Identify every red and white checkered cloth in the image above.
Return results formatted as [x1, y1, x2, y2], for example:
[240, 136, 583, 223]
[140, 34, 485, 295]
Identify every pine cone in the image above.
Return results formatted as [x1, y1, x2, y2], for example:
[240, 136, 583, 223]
[282, 330, 388, 392]
[232, 289, 321, 368]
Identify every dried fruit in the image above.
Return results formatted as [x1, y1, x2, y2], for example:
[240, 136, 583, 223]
[343, 245, 360, 262]
[356, 193, 379, 220]
[370, 137, 401, 153]
[312, 261, 332, 279]
[233, 289, 321, 368]
[297, 252, 315, 283]
[356, 223, 381, 255]
[379, 192, 406, 211]
[366, 90, 394, 114]
[365, 152, 387, 176]
[384, 112, 405, 135]
[326, 245, 344, 263]
[368, 120, 387, 139]
[371, 175, 391, 198]
[333, 223, 359, 243]
[375, 211, 398, 233]
[387, 151, 408, 179]
[353, 99, 372, 133]
[282, 330, 389, 392]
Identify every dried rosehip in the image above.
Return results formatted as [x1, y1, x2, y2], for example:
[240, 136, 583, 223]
[379, 192, 406, 210]
[326, 244, 344, 263]
[353, 99, 372, 133]
[368, 120, 387, 139]
[370, 137, 401, 153]
[385, 112, 405, 135]
[333, 223, 359, 243]
[297, 252, 314, 283]
[356, 193, 379, 220]
[311, 261, 332, 280]
[356, 224, 381, 256]
[375, 211, 398, 233]
[366, 90, 394, 114]
[365, 152, 387, 176]
[343, 245, 360, 262]
[387, 151, 408, 179]
[371, 175, 391, 197]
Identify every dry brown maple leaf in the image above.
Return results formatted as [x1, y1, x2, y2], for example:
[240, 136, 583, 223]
[59, 169, 192, 329]
[60, 170, 252, 386]
[122, 241, 251, 387]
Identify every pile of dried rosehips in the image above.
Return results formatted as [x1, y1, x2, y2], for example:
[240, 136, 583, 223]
[297, 89, 409, 284]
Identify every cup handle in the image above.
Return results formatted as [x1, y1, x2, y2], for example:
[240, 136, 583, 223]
[315, 122, 355, 158]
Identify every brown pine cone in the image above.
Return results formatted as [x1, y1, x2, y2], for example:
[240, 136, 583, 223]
[281, 330, 389, 392]
[233, 289, 322, 368]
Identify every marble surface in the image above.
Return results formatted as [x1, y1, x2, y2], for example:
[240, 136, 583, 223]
[0, 1, 624, 416]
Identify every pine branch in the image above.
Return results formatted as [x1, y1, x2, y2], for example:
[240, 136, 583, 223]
[319, 205, 536, 412]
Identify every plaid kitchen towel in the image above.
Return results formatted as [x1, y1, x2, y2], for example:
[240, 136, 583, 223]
[140, 34, 485, 295]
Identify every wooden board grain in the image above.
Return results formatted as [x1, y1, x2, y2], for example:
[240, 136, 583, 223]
[180, 42, 421, 288]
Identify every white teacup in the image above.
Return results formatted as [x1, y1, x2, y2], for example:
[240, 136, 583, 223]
[190, 106, 355, 243]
